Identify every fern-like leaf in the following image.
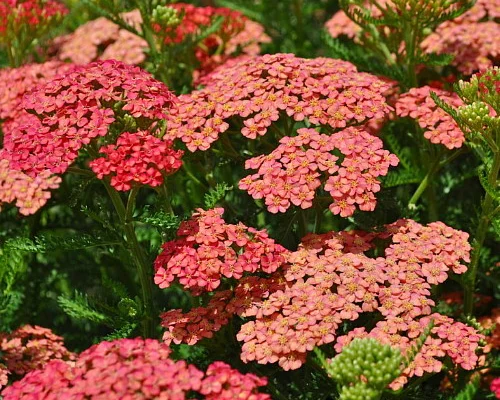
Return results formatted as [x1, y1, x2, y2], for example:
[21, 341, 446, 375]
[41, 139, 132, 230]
[58, 292, 108, 324]
[204, 183, 233, 209]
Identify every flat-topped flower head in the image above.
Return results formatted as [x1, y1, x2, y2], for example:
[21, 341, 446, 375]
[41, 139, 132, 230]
[157, 215, 474, 373]
[0, 159, 61, 215]
[1, 60, 176, 177]
[154, 207, 288, 294]
[240, 127, 398, 216]
[1, 338, 269, 399]
[165, 53, 393, 152]
[395, 86, 465, 149]
[89, 131, 183, 191]
[0, 325, 74, 378]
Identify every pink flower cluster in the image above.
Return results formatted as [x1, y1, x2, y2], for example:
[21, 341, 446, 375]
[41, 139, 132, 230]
[89, 131, 183, 191]
[422, 0, 500, 75]
[0, 159, 61, 215]
[1, 338, 270, 400]
[0, 61, 72, 121]
[165, 53, 393, 151]
[1, 60, 176, 177]
[335, 313, 484, 389]
[492, 377, 500, 399]
[154, 207, 287, 294]
[0, 325, 74, 382]
[395, 86, 465, 149]
[158, 211, 479, 380]
[54, 11, 147, 65]
[239, 127, 398, 216]
[0, 0, 67, 36]
[0, 365, 7, 390]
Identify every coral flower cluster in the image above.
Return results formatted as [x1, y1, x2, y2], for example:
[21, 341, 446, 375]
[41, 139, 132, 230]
[0, 0, 67, 37]
[89, 131, 183, 191]
[0, 325, 74, 389]
[395, 86, 465, 149]
[165, 53, 393, 152]
[0, 159, 61, 215]
[239, 127, 398, 216]
[1, 338, 270, 400]
[156, 209, 481, 382]
[1, 60, 176, 177]
[54, 11, 147, 65]
[421, 0, 500, 75]
[154, 207, 288, 294]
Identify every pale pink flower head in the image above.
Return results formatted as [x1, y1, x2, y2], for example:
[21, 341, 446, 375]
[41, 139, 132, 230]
[395, 86, 465, 149]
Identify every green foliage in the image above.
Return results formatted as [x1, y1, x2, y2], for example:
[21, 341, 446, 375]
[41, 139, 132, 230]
[452, 375, 480, 400]
[58, 291, 108, 324]
[102, 322, 138, 341]
[203, 183, 233, 209]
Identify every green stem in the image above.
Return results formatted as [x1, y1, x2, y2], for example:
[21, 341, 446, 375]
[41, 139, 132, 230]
[464, 149, 500, 315]
[159, 180, 174, 215]
[102, 182, 155, 337]
[408, 156, 441, 211]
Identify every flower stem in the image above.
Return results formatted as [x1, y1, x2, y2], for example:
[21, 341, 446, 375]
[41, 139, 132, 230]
[463, 149, 500, 315]
[408, 156, 441, 212]
[103, 182, 155, 337]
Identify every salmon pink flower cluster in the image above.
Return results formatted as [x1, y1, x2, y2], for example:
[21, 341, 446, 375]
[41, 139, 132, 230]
[421, 0, 500, 75]
[335, 314, 484, 390]
[0, 61, 72, 121]
[154, 207, 288, 294]
[1, 60, 176, 177]
[89, 131, 183, 191]
[54, 12, 147, 65]
[1, 338, 270, 400]
[0, 325, 74, 382]
[395, 86, 465, 149]
[0, 159, 61, 215]
[156, 210, 478, 378]
[165, 53, 393, 151]
[239, 127, 399, 216]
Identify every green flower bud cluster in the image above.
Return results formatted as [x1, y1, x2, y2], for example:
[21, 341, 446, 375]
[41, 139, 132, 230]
[458, 67, 499, 113]
[458, 102, 491, 131]
[329, 338, 402, 400]
[152, 5, 181, 28]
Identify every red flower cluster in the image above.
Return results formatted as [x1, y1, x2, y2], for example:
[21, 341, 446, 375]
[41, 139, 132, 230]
[395, 86, 465, 149]
[1, 338, 270, 400]
[422, 0, 500, 75]
[54, 11, 147, 65]
[158, 212, 478, 378]
[165, 53, 393, 151]
[239, 127, 398, 216]
[154, 207, 287, 294]
[0, 0, 67, 36]
[89, 131, 183, 191]
[335, 313, 484, 389]
[0, 325, 74, 384]
[492, 377, 500, 399]
[1, 60, 176, 177]
[0, 159, 61, 215]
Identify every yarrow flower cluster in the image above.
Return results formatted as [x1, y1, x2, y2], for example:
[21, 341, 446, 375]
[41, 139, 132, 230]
[1, 338, 270, 400]
[1, 60, 176, 177]
[165, 53, 393, 152]
[492, 377, 500, 399]
[157, 211, 480, 379]
[239, 127, 398, 216]
[89, 131, 183, 191]
[0, 61, 72, 121]
[0, 159, 61, 215]
[154, 207, 287, 294]
[421, 0, 500, 75]
[54, 11, 147, 65]
[395, 86, 465, 149]
[0, 325, 74, 387]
